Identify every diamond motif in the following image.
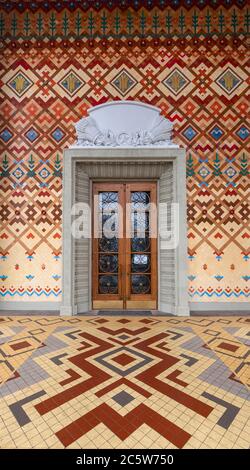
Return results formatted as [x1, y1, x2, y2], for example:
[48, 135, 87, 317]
[39, 168, 50, 179]
[198, 166, 210, 178]
[51, 128, 65, 142]
[225, 166, 237, 178]
[25, 128, 39, 142]
[236, 126, 249, 140]
[112, 391, 134, 406]
[183, 126, 197, 141]
[210, 126, 224, 140]
[0, 129, 13, 142]
[214, 275, 224, 281]
[216, 68, 242, 94]
[95, 346, 152, 377]
[59, 71, 84, 96]
[113, 353, 135, 366]
[163, 69, 189, 95]
[12, 167, 24, 179]
[111, 69, 137, 95]
[7, 72, 33, 97]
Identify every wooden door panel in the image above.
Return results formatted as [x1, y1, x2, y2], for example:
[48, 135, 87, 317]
[125, 183, 157, 307]
[93, 300, 124, 309]
[92, 183, 125, 308]
[126, 300, 157, 309]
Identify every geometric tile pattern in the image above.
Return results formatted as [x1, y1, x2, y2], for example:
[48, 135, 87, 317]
[59, 71, 85, 97]
[0, 315, 249, 449]
[0, 2, 249, 302]
[7, 72, 33, 97]
[111, 69, 137, 96]
[163, 70, 190, 96]
[216, 68, 242, 95]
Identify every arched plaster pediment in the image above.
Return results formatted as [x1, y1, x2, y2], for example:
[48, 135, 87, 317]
[74, 100, 178, 148]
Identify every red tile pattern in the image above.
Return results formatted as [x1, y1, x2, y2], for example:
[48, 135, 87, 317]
[56, 403, 191, 449]
[218, 342, 239, 352]
[0, 2, 248, 304]
[10, 341, 31, 351]
[112, 353, 136, 366]
[0, 315, 249, 449]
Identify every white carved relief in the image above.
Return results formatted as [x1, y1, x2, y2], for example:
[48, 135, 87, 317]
[75, 116, 101, 145]
[74, 101, 176, 147]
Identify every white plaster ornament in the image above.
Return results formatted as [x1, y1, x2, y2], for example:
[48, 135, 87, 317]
[74, 101, 175, 147]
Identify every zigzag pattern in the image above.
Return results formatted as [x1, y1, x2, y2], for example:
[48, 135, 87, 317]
[1, 0, 248, 12]
[0, 3, 249, 301]
[0, 288, 61, 297]
[189, 289, 249, 298]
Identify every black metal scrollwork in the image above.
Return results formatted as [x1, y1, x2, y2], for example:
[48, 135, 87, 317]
[99, 275, 118, 294]
[131, 274, 151, 294]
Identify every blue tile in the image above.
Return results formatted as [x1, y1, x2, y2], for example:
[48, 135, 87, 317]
[183, 126, 197, 141]
[25, 128, 39, 142]
[0, 129, 13, 142]
[236, 126, 249, 140]
[52, 128, 65, 142]
[210, 126, 224, 140]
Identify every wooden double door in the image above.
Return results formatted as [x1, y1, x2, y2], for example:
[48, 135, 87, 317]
[92, 182, 157, 310]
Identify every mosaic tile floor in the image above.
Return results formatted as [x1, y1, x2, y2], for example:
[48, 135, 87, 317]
[0, 315, 249, 449]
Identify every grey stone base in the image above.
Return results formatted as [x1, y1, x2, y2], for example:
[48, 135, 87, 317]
[0, 301, 61, 311]
[190, 301, 250, 312]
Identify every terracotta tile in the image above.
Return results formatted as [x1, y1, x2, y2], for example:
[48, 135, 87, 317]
[10, 341, 31, 351]
[218, 342, 239, 352]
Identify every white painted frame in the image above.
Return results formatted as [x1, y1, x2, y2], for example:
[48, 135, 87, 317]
[60, 147, 189, 316]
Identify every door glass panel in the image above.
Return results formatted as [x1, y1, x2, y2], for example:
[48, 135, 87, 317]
[131, 274, 151, 294]
[97, 191, 119, 295]
[99, 236, 118, 253]
[130, 191, 152, 294]
[131, 254, 150, 273]
[131, 192, 150, 236]
[131, 236, 150, 253]
[131, 211, 149, 232]
[101, 213, 118, 231]
[99, 254, 118, 273]
[99, 191, 118, 209]
[99, 275, 118, 294]
[131, 191, 150, 208]
[98, 192, 118, 235]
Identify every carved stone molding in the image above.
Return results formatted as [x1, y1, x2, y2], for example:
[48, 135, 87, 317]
[74, 100, 176, 147]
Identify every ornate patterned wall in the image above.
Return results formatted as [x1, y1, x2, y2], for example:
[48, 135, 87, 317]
[0, 1, 249, 303]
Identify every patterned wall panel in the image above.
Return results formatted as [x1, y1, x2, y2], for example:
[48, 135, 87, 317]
[0, 1, 249, 303]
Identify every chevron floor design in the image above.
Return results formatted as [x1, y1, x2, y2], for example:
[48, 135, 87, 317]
[0, 315, 249, 449]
